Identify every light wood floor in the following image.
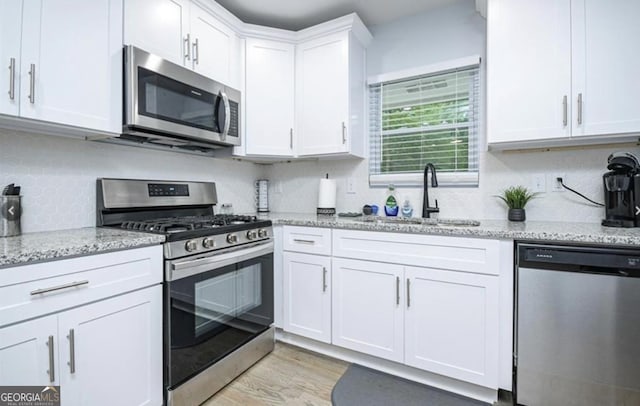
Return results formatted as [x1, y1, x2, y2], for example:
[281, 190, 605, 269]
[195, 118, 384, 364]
[203, 342, 349, 405]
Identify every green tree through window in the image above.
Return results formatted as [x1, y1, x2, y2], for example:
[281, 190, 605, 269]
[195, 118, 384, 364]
[369, 64, 479, 185]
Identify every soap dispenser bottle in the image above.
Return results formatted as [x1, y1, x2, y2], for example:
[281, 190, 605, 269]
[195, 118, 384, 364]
[401, 197, 413, 218]
[384, 185, 399, 216]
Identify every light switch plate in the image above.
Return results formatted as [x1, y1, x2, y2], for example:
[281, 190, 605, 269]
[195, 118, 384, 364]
[531, 173, 546, 193]
[346, 178, 356, 194]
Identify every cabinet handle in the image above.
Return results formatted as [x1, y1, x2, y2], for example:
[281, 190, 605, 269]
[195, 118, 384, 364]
[322, 267, 327, 292]
[193, 38, 199, 65]
[67, 329, 76, 374]
[341, 121, 347, 144]
[290, 128, 293, 150]
[396, 276, 400, 305]
[47, 335, 55, 382]
[406, 278, 411, 308]
[8, 58, 15, 100]
[562, 95, 567, 127]
[30, 280, 89, 296]
[28, 64, 35, 104]
[184, 34, 191, 62]
[577, 93, 583, 125]
[293, 238, 315, 244]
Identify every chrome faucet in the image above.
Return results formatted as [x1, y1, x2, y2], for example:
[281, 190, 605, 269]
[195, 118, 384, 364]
[422, 163, 439, 218]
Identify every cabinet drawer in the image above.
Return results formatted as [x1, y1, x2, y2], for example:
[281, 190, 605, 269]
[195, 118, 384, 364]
[333, 230, 500, 275]
[283, 226, 332, 256]
[0, 246, 162, 327]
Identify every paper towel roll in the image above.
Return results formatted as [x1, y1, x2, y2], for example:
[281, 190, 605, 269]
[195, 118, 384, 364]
[317, 179, 337, 209]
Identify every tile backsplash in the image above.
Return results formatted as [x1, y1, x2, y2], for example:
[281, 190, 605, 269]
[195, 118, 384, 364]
[0, 130, 261, 233]
[264, 144, 640, 224]
[1, 128, 637, 232]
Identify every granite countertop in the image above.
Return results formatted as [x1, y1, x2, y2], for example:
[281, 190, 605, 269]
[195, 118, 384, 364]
[0, 228, 165, 269]
[259, 212, 640, 246]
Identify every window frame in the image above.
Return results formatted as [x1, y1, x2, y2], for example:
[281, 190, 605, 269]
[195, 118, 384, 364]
[368, 55, 481, 188]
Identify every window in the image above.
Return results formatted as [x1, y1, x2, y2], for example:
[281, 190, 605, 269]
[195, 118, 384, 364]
[369, 58, 480, 186]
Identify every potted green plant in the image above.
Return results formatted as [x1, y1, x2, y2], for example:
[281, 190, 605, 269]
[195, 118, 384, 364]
[496, 186, 538, 221]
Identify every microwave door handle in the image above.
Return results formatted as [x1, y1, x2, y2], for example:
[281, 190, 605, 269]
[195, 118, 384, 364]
[219, 91, 231, 137]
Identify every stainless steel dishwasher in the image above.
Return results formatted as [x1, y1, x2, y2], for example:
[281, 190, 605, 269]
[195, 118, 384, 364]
[515, 243, 640, 406]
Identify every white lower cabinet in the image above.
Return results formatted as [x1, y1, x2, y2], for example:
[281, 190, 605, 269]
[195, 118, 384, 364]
[331, 258, 404, 363]
[58, 286, 162, 406]
[330, 259, 499, 387]
[0, 316, 58, 385]
[283, 252, 331, 343]
[0, 286, 162, 406]
[404, 266, 499, 388]
[0, 246, 163, 405]
[278, 226, 503, 390]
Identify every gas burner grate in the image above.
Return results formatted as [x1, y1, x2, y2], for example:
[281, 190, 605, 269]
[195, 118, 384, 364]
[118, 215, 260, 235]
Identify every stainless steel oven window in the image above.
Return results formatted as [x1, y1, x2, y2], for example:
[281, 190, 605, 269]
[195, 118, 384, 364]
[193, 263, 263, 337]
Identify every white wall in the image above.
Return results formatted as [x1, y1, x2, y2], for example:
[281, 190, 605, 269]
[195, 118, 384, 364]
[265, 0, 640, 223]
[0, 129, 261, 233]
[366, 0, 485, 77]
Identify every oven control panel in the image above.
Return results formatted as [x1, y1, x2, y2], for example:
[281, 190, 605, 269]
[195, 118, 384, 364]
[148, 183, 190, 197]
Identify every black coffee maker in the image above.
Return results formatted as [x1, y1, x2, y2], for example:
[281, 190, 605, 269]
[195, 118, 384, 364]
[602, 152, 640, 227]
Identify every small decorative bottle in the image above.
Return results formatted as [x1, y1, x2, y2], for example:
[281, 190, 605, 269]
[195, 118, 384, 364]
[401, 198, 413, 218]
[384, 185, 399, 216]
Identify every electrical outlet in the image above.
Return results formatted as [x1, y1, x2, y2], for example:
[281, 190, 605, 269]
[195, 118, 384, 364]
[346, 178, 356, 194]
[551, 173, 566, 192]
[531, 173, 546, 193]
[274, 181, 283, 194]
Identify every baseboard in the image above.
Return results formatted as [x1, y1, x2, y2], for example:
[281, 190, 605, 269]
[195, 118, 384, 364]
[276, 329, 498, 404]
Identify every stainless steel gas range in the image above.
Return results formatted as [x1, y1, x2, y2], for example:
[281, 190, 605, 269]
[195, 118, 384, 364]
[96, 178, 274, 406]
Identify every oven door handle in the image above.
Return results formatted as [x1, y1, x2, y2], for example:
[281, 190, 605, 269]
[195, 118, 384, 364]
[169, 241, 274, 281]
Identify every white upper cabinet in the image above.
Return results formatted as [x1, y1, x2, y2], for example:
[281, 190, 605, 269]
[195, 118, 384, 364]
[0, 0, 122, 133]
[244, 38, 295, 157]
[571, 0, 640, 137]
[190, 3, 237, 86]
[296, 30, 368, 157]
[296, 32, 350, 156]
[487, 0, 571, 144]
[124, 0, 190, 67]
[236, 14, 371, 159]
[124, 0, 241, 88]
[0, 0, 22, 117]
[488, 0, 640, 148]
[19, 0, 122, 134]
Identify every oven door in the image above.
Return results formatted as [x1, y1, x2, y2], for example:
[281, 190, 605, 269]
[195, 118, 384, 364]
[165, 242, 274, 389]
[124, 45, 240, 147]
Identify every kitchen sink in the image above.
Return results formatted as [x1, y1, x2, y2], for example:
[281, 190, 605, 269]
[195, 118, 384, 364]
[436, 218, 481, 227]
[354, 217, 480, 227]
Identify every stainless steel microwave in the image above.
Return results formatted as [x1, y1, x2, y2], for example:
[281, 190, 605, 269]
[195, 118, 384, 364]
[122, 45, 240, 150]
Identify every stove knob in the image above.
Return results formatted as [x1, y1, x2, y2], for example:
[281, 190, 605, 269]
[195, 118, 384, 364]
[246, 230, 257, 240]
[185, 240, 198, 252]
[203, 238, 216, 249]
[226, 234, 238, 244]
[258, 229, 268, 238]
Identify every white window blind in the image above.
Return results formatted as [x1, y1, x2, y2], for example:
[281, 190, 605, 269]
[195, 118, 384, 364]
[369, 63, 480, 187]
